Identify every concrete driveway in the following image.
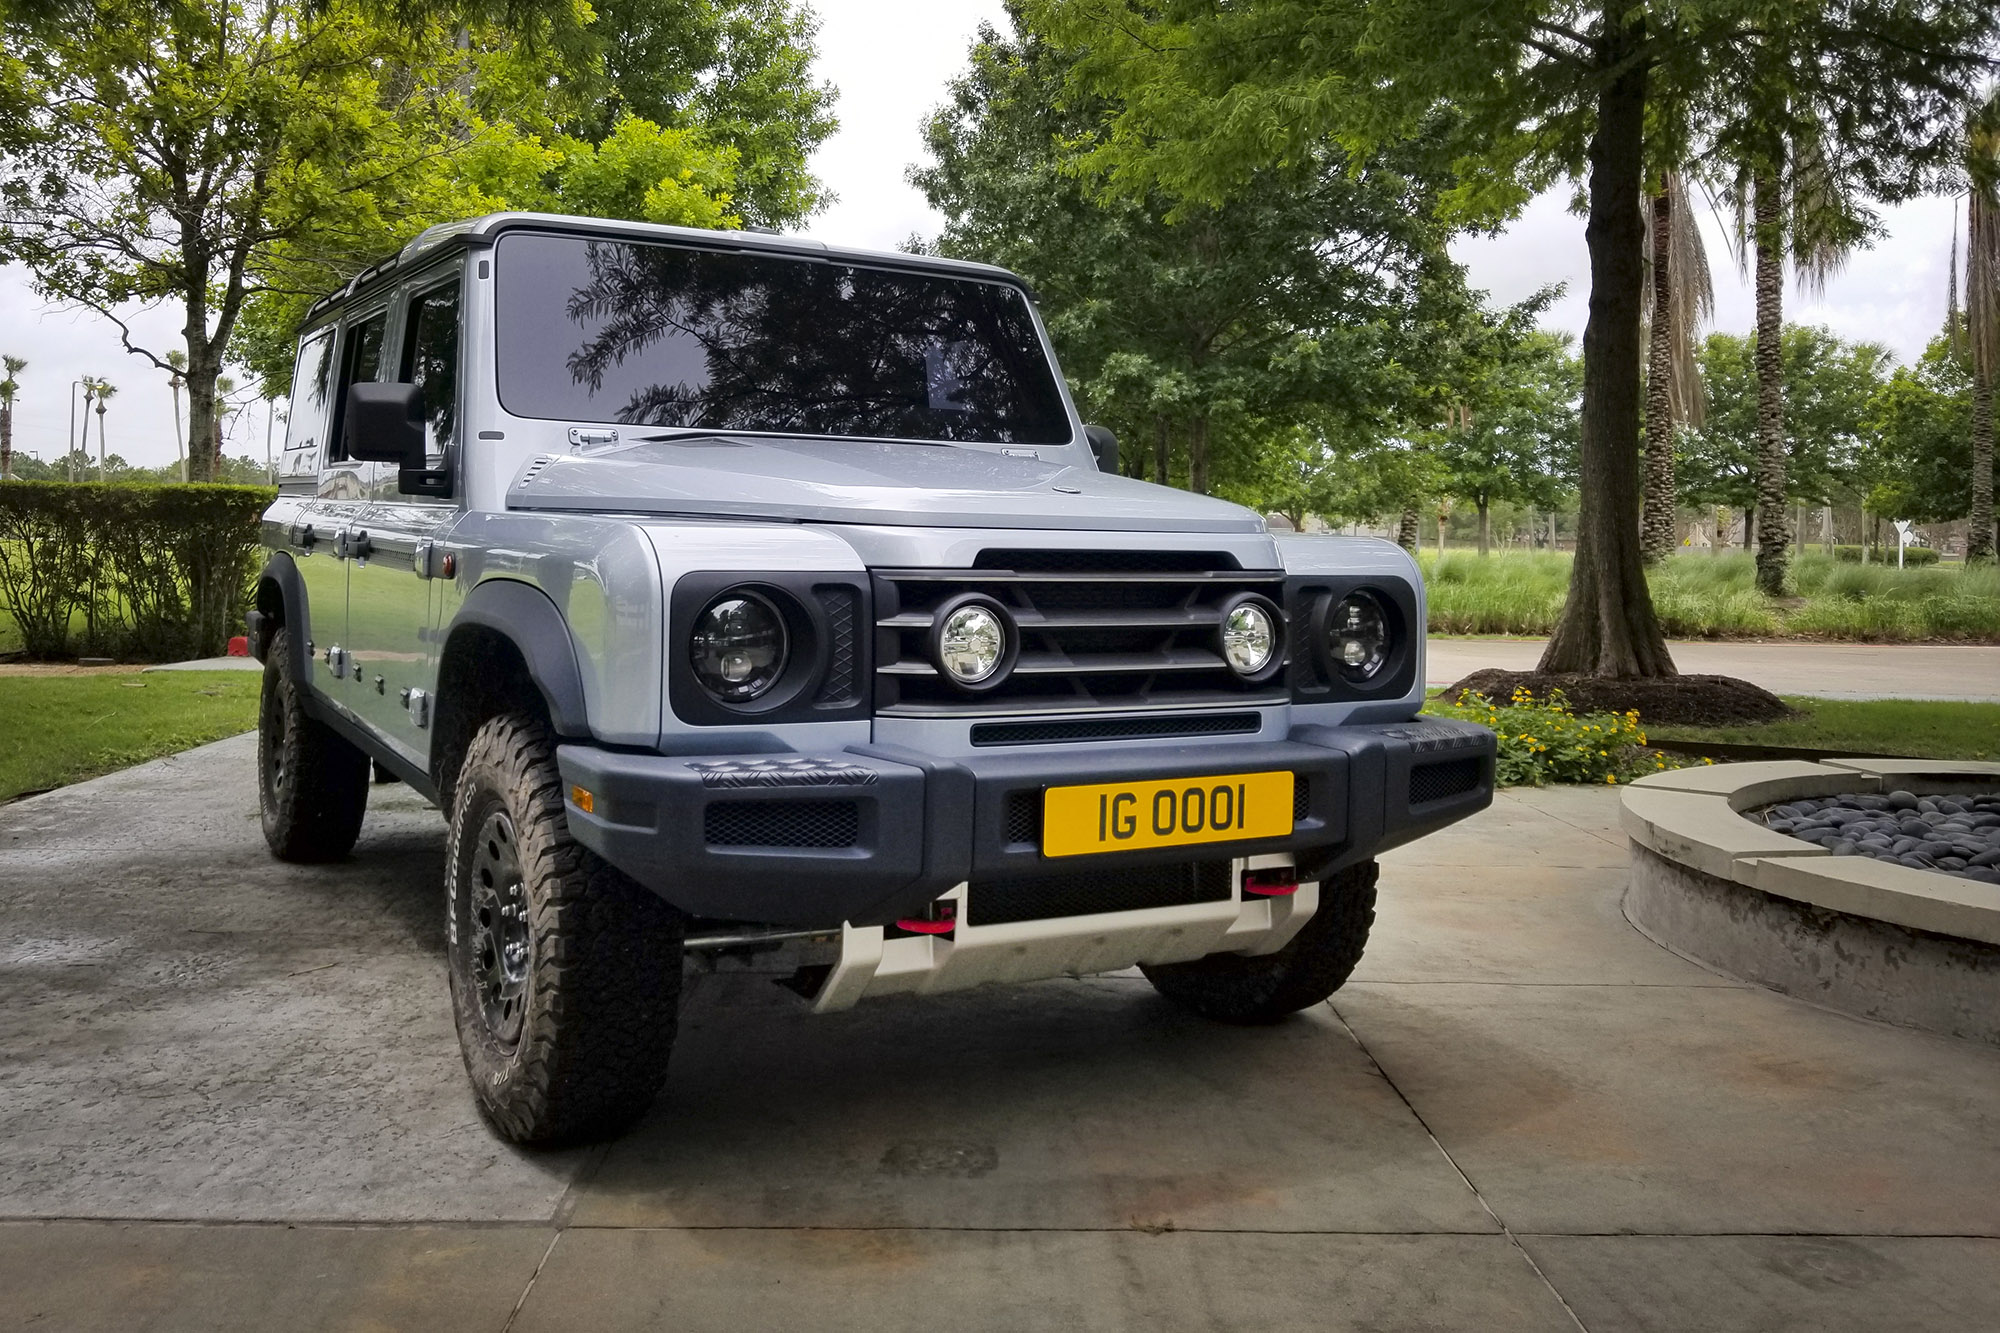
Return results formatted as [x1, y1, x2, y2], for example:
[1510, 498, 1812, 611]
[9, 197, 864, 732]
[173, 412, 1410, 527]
[1428, 638, 2000, 702]
[2, 734, 1997, 1331]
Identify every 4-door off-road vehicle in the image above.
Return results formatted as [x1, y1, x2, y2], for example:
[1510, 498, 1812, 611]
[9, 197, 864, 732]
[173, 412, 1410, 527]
[249, 213, 1496, 1144]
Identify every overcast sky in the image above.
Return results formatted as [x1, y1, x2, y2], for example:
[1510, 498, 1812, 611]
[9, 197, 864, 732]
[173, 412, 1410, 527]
[0, 0, 1964, 472]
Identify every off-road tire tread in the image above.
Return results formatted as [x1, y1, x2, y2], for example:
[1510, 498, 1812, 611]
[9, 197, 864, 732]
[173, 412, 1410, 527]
[447, 712, 683, 1146]
[1139, 860, 1378, 1024]
[259, 627, 369, 862]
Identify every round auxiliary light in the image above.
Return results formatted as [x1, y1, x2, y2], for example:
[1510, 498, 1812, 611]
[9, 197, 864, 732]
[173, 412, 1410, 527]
[938, 602, 1009, 685]
[689, 591, 789, 702]
[1220, 600, 1278, 676]
[1327, 591, 1391, 682]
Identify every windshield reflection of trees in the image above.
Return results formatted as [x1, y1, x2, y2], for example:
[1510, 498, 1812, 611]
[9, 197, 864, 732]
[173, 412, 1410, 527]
[560, 241, 1066, 442]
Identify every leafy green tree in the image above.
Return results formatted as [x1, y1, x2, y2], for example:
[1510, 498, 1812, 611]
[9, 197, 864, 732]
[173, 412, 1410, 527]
[578, 0, 835, 226]
[911, 13, 1471, 498]
[1867, 327, 1994, 531]
[1432, 330, 1582, 556]
[1027, 0, 1999, 676]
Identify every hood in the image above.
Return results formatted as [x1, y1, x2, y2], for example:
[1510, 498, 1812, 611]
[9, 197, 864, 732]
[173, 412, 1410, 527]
[505, 434, 1266, 533]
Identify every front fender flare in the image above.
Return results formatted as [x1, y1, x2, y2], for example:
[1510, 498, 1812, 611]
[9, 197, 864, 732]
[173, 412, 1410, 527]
[443, 579, 591, 738]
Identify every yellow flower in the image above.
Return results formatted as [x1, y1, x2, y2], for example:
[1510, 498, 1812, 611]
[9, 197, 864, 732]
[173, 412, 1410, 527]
[1606, 774, 1618, 784]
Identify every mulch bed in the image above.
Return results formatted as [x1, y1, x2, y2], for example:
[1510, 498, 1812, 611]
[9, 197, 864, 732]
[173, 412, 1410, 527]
[1444, 669, 1794, 727]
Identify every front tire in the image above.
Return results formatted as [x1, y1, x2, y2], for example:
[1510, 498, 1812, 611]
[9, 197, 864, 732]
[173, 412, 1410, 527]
[1141, 860, 1378, 1024]
[446, 712, 685, 1145]
[258, 626, 370, 862]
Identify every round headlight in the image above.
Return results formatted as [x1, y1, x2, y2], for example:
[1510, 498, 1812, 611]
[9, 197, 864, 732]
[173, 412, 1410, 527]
[938, 602, 1008, 685]
[1327, 591, 1390, 681]
[690, 592, 788, 702]
[1221, 600, 1278, 675]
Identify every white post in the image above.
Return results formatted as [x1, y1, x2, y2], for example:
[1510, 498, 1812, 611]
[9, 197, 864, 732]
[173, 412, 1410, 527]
[1893, 519, 1912, 570]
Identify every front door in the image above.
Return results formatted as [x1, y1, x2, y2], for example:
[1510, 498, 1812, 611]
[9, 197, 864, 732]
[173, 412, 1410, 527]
[344, 269, 464, 765]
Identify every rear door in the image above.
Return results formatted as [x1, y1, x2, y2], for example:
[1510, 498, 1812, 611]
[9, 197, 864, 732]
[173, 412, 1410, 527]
[343, 267, 465, 759]
[308, 303, 390, 713]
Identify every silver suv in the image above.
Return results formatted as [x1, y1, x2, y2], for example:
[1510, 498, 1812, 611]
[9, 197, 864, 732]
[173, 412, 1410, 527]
[248, 213, 1495, 1144]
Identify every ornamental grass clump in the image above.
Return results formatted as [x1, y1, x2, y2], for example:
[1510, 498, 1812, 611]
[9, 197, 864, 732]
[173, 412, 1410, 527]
[1424, 686, 1687, 787]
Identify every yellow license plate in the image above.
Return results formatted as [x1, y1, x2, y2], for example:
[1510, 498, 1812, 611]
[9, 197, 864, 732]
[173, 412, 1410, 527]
[1041, 771, 1294, 858]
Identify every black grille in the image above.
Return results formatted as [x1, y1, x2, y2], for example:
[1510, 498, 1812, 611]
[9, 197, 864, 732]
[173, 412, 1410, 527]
[1293, 773, 1311, 822]
[813, 584, 862, 706]
[1005, 790, 1041, 844]
[874, 552, 1286, 716]
[1410, 758, 1482, 806]
[704, 800, 859, 848]
[971, 712, 1262, 747]
[966, 860, 1233, 926]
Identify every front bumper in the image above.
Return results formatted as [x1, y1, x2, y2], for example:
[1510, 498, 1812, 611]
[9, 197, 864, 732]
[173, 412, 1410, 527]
[557, 718, 1495, 928]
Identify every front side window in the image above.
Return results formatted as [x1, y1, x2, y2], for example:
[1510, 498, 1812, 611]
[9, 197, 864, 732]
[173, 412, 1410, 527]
[329, 311, 387, 462]
[401, 281, 460, 462]
[493, 231, 1071, 444]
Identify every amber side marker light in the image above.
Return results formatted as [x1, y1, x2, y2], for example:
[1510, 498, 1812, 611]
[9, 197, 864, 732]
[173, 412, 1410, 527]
[570, 785, 595, 814]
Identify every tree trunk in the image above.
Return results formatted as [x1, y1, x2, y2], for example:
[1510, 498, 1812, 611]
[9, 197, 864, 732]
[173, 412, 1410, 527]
[1642, 179, 1678, 565]
[0, 402, 13, 480]
[1751, 170, 1792, 594]
[1536, 10, 1675, 678]
[1743, 505, 1756, 552]
[1970, 374, 1994, 563]
[1188, 415, 1210, 495]
[186, 356, 221, 483]
[1476, 498, 1491, 556]
[1153, 415, 1170, 487]
[1396, 507, 1419, 552]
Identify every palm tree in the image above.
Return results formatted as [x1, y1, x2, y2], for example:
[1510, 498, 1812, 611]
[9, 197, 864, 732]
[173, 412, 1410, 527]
[1641, 171, 1714, 565]
[166, 350, 188, 483]
[1966, 91, 1998, 564]
[0, 355, 24, 481]
[91, 378, 116, 480]
[1728, 124, 1866, 596]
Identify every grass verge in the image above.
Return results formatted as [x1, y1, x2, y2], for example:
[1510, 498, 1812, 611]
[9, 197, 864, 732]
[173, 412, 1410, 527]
[1648, 697, 2000, 762]
[1420, 550, 2000, 642]
[0, 669, 260, 802]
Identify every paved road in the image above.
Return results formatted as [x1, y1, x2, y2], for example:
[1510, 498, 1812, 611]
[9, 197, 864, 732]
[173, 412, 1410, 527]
[3, 736, 1997, 1330]
[1430, 637, 2000, 702]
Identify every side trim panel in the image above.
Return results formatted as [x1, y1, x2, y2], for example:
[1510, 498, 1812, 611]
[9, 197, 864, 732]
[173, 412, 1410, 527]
[446, 578, 591, 737]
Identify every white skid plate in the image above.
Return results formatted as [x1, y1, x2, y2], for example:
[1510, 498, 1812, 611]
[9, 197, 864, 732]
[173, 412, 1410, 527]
[810, 854, 1317, 1013]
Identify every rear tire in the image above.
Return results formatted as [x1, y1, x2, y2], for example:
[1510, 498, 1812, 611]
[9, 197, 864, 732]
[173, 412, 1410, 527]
[446, 711, 684, 1145]
[1140, 860, 1378, 1024]
[258, 626, 370, 862]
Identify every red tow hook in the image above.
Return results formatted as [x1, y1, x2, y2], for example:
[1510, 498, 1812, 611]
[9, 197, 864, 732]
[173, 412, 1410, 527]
[895, 901, 957, 935]
[1242, 866, 1300, 897]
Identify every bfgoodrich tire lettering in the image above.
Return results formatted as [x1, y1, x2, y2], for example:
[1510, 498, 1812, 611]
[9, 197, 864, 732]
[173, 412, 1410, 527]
[258, 626, 370, 862]
[446, 712, 684, 1145]
[1140, 860, 1378, 1023]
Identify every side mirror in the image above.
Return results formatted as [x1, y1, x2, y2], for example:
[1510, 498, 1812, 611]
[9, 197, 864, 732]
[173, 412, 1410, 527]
[344, 382, 425, 467]
[1083, 423, 1118, 474]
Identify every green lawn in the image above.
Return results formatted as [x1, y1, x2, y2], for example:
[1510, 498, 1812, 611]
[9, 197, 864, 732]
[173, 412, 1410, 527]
[1645, 697, 2000, 762]
[0, 670, 261, 802]
[1421, 550, 2000, 642]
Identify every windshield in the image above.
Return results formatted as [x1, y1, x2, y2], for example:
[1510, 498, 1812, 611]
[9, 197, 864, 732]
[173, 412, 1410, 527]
[493, 232, 1072, 445]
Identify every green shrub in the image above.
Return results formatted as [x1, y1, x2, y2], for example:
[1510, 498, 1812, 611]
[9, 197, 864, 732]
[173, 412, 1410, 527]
[1828, 543, 1939, 566]
[1422, 685, 1687, 786]
[0, 481, 273, 660]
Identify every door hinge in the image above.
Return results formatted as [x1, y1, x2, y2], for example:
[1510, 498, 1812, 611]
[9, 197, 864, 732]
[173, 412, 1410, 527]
[403, 687, 431, 728]
[325, 644, 349, 678]
[336, 528, 373, 561]
[413, 539, 434, 579]
[568, 427, 618, 449]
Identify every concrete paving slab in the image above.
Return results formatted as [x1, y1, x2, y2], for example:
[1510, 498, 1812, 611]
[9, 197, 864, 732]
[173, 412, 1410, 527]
[1357, 862, 1730, 988]
[1385, 789, 1627, 870]
[1332, 981, 2000, 1236]
[571, 973, 1492, 1234]
[0, 735, 587, 1222]
[1427, 638, 2000, 702]
[0, 1220, 553, 1333]
[1490, 785, 1631, 851]
[1520, 1235, 2000, 1333]
[514, 1228, 1577, 1333]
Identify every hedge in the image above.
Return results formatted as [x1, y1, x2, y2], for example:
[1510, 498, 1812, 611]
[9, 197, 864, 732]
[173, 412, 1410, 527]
[0, 482, 274, 661]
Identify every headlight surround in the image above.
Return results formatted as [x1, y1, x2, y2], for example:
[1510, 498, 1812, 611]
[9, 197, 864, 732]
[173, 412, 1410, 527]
[689, 590, 789, 702]
[1326, 590, 1391, 682]
[1218, 594, 1283, 679]
[930, 594, 1017, 691]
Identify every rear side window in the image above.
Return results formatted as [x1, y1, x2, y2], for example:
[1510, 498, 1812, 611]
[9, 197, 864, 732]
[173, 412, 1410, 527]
[401, 282, 460, 462]
[493, 231, 1071, 444]
[279, 329, 335, 479]
[327, 311, 387, 461]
